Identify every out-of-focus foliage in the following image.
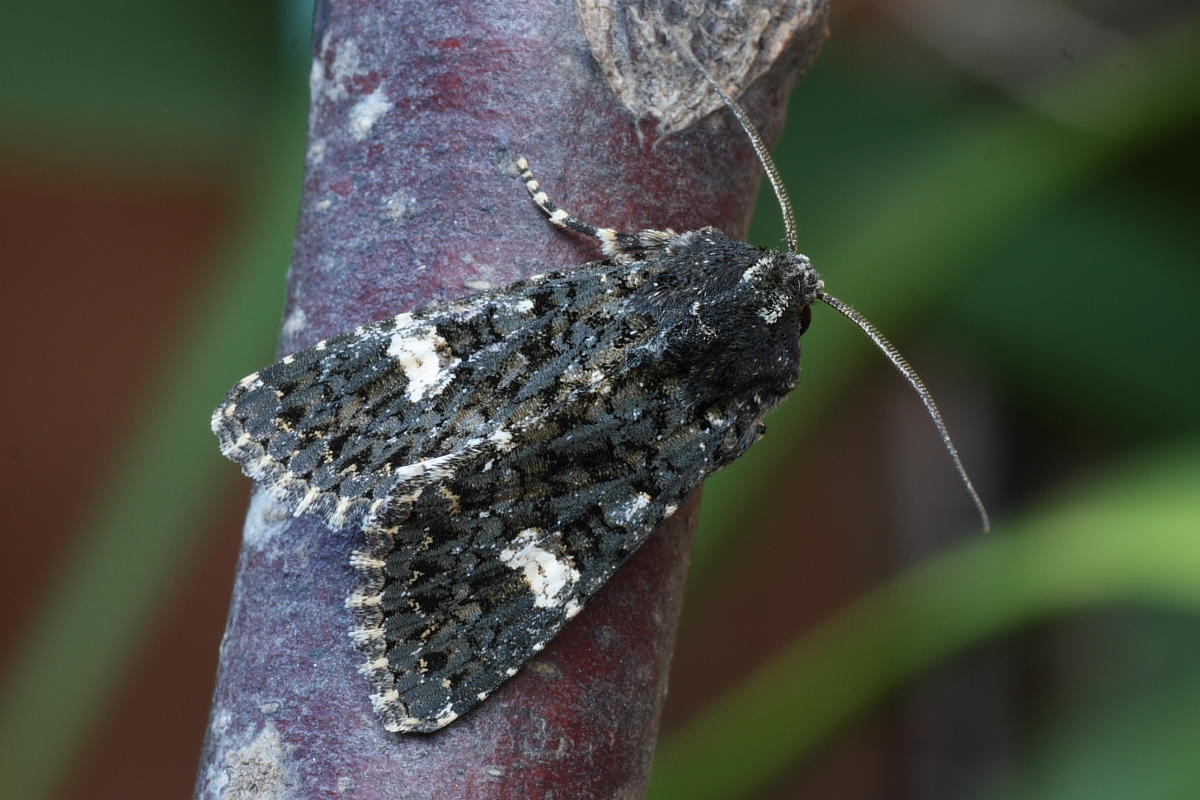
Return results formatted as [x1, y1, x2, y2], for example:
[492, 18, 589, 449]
[654, 442, 1200, 798]
[0, 2, 289, 161]
[0, 3, 309, 799]
[0, 2, 1196, 799]
[655, 9, 1200, 800]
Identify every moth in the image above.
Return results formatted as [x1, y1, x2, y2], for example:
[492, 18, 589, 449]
[212, 85, 988, 733]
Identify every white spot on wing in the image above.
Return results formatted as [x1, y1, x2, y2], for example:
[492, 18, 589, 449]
[386, 327, 458, 402]
[499, 529, 580, 609]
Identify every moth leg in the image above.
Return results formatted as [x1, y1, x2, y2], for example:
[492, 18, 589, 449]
[516, 157, 675, 257]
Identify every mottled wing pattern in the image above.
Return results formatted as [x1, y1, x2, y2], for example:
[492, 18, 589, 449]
[347, 380, 764, 732]
[211, 259, 658, 531]
[212, 226, 815, 733]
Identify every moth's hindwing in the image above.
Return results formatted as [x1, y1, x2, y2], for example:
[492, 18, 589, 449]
[347, 376, 755, 732]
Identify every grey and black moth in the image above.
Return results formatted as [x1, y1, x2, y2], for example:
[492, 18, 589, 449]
[211, 86, 989, 733]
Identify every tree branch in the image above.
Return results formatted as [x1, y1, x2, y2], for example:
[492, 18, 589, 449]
[196, 1, 828, 796]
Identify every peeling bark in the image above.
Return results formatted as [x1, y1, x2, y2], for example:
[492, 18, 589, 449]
[197, 1, 828, 797]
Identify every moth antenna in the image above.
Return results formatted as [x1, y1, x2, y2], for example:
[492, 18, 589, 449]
[703, 77, 800, 254]
[819, 292, 992, 533]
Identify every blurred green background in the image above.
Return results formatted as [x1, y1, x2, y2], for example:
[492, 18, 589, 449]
[0, 1, 1197, 798]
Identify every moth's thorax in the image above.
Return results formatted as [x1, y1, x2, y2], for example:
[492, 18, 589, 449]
[619, 230, 812, 414]
[654, 228, 820, 310]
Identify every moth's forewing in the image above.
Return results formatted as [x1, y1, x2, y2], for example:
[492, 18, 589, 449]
[214, 230, 813, 731]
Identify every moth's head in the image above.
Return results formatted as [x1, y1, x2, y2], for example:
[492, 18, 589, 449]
[783, 251, 823, 303]
[725, 248, 823, 340]
[739, 249, 823, 304]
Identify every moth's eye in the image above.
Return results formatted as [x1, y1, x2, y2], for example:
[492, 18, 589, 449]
[798, 304, 813, 336]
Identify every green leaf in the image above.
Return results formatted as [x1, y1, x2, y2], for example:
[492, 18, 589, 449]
[651, 440, 1200, 799]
